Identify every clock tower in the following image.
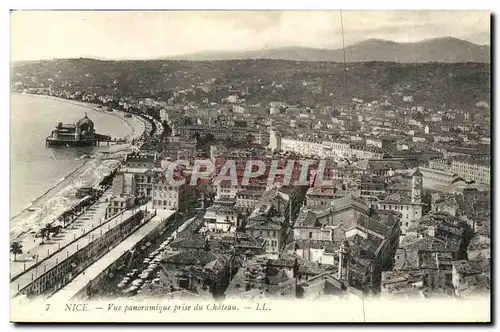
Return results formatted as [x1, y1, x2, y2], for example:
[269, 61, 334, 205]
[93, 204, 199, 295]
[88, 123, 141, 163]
[411, 168, 423, 204]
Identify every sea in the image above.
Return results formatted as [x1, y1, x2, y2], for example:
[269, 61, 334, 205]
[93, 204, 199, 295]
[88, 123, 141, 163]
[10, 93, 133, 218]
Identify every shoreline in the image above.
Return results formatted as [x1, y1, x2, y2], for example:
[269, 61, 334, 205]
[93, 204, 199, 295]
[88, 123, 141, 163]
[10, 159, 87, 222]
[17, 92, 145, 143]
[10, 93, 147, 242]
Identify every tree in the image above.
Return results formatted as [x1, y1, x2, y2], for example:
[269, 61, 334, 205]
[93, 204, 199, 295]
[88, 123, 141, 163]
[40, 224, 53, 243]
[10, 241, 23, 261]
[61, 215, 70, 228]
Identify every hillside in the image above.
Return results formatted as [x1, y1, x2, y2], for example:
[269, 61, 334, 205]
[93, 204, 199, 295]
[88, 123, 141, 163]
[166, 37, 490, 63]
[11, 59, 490, 110]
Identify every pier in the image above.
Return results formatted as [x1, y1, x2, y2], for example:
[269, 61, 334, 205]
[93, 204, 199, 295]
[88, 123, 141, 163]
[45, 137, 127, 147]
[45, 113, 127, 147]
[95, 137, 127, 146]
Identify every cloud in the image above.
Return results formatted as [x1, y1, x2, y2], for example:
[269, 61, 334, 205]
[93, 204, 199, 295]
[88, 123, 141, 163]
[10, 10, 491, 61]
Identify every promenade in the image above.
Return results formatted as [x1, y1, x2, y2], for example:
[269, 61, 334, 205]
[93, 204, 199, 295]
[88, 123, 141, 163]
[10, 207, 145, 298]
[10, 189, 114, 280]
[49, 209, 175, 302]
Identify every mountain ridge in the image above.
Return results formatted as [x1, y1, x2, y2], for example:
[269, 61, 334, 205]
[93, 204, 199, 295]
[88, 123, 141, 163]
[163, 37, 490, 63]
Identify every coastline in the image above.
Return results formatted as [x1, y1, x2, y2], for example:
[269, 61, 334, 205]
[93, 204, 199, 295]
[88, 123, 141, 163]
[10, 93, 147, 242]
[10, 159, 87, 221]
[17, 92, 146, 143]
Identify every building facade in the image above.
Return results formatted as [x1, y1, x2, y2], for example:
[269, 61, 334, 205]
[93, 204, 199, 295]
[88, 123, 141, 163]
[378, 169, 423, 234]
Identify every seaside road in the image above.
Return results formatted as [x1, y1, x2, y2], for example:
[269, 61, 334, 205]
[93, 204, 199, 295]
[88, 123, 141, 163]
[10, 208, 145, 298]
[10, 190, 114, 281]
[48, 209, 175, 303]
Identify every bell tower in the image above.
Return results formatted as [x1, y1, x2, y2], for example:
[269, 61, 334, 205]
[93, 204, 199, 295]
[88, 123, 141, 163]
[411, 168, 423, 204]
[337, 241, 350, 282]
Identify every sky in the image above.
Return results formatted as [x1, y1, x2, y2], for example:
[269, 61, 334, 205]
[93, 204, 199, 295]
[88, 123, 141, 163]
[10, 10, 491, 61]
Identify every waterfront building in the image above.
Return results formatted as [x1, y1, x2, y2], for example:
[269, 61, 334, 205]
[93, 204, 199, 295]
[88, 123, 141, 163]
[118, 166, 163, 199]
[124, 152, 158, 169]
[46, 113, 99, 147]
[112, 172, 136, 196]
[152, 174, 192, 211]
[105, 195, 135, 218]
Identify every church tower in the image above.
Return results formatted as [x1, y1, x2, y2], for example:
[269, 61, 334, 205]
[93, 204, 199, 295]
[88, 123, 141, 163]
[411, 168, 423, 204]
[337, 241, 350, 282]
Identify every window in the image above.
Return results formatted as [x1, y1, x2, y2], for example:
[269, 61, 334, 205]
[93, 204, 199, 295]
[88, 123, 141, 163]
[309, 232, 313, 239]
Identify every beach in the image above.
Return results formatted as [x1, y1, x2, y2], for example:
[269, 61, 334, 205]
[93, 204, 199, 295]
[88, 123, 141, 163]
[10, 94, 147, 245]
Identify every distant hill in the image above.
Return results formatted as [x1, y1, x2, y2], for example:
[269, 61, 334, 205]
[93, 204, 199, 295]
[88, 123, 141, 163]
[11, 59, 490, 110]
[166, 37, 490, 63]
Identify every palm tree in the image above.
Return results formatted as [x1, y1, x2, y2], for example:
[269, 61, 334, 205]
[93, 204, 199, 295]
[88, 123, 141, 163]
[40, 224, 52, 244]
[10, 241, 23, 261]
[61, 215, 70, 228]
